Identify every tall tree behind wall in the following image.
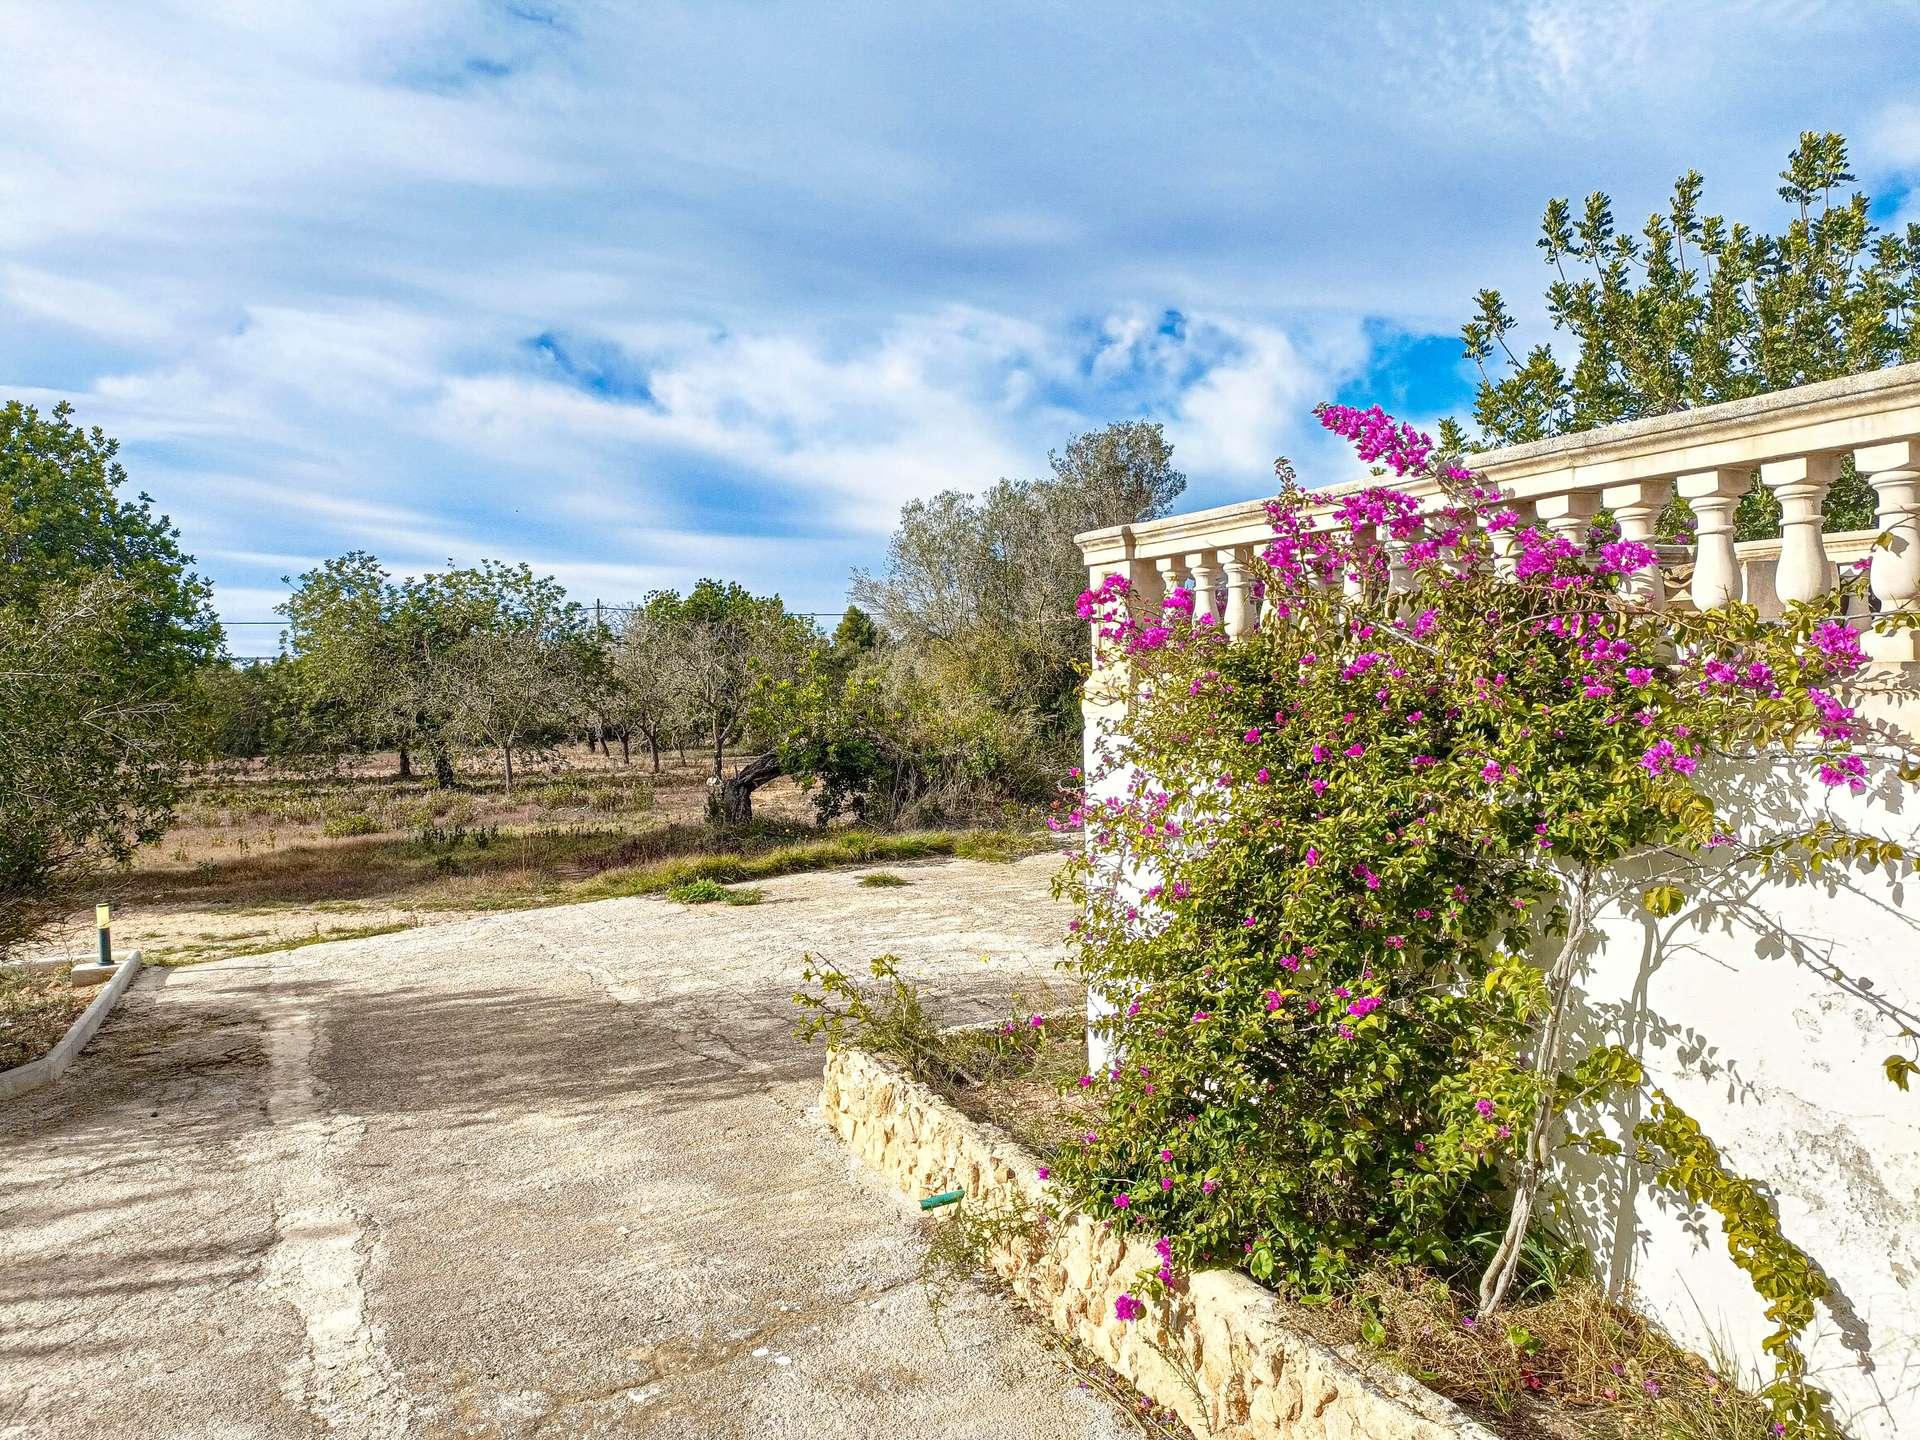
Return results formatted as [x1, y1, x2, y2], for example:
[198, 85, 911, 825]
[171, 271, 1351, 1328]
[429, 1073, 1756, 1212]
[1461, 131, 1920, 537]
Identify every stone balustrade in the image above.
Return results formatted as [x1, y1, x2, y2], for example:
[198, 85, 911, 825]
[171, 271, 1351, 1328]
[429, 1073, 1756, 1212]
[1076, 361, 1920, 662]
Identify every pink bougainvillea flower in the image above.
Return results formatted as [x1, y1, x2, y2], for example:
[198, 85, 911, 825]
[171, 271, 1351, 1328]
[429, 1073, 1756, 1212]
[1808, 618, 1866, 674]
[1112, 1193, 1131, 1209]
[1475, 1098, 1494, 1117]
[1114, 1293, 1146, 1322]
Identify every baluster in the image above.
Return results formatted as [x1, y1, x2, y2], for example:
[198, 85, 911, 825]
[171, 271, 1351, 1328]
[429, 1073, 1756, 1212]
[1185, 550, 1222, 625]
[1855, 439, 1920, 661]
[1602, 479, 1672, 609]
[1384, 526, 1416, 600]
[1220, 548, 1255, 638]
[1130, 552, 1166, 611]
[1760, 455, 1839, 607]
[1492, 498, 1537, 578]
[1676, 469, 1747, 610]
[1344, 524, 1374, 602]
[1155, 555, 1188, 613]
[1535, 490, 1598, 549]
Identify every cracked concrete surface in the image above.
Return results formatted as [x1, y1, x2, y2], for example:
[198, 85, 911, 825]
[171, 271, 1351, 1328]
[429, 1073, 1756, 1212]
[0, 855, 1126, 1440]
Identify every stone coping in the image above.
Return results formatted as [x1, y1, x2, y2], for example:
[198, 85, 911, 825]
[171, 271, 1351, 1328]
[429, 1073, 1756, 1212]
[821, 1045, 1498, 1440]
[0, 952, 144, 1103]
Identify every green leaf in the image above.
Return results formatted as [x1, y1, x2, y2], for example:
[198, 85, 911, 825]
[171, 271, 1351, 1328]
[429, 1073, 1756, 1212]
[1884, 1055, 1918, 1092]
[1641, 884, 1686, 917]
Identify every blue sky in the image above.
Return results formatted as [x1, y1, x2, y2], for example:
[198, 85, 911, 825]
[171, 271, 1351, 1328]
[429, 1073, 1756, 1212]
[6, 2, 1920, 655]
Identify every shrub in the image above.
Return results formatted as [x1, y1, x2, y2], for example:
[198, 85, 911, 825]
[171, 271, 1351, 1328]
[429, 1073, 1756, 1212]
[1055, 403, 1920, 1438]
[321, 812, 380, 838]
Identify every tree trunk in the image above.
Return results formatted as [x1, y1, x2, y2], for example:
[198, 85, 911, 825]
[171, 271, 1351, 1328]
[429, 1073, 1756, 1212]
[648, 731, 661, 772]
[712, 724, 726, 780]
[397, 745, 412, 780]
[503, 746, 514, 796]
[708, 752, 780, 826]
[1477, 868, 1593, 1317]
[432, 744, 455, 789]
[619, 728, 631, 765]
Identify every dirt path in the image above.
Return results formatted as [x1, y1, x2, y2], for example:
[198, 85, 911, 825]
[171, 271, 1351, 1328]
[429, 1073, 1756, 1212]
[0, 857, 1124, 1440]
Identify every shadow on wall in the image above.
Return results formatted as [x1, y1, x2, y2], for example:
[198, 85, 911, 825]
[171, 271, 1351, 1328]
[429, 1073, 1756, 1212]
[1549, 753, 1920, 1439]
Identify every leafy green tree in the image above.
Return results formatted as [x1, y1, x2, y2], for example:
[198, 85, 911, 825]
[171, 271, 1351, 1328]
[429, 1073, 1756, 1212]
[676, 578, 816, 783]
[851, 418, 1185, 746]
[1, 401, 220, 953]
[280, 555, 578, 787]
[1463, 132, 1918, 536]
[604, 592, 693, 771]
[278, 552, 414, 769]
[442, 613, 581, 793]
[191, 657, 312, 760]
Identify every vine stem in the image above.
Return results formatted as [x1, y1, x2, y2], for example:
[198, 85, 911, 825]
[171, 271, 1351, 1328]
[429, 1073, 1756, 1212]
[1477, 865, 1593, 1319]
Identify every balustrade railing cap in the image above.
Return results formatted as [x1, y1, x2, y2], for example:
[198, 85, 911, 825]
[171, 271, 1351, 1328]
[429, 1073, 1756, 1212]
[1077, 361, 1920, 567]
[1467, 360, 1920, 480]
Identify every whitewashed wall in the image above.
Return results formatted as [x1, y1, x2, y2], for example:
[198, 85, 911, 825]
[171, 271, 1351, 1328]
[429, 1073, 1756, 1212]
[1555, 759, 1920, 1440]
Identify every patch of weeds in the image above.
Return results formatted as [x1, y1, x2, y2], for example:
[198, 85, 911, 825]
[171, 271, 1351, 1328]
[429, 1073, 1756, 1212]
[322, 813, 380, 838]
[919, 1192, 1186, 1438]
[857, 871, 911, 888]
[952, 830, 1046, 863]
[665, 878, 763, 906]
[145, 921, 416, 968]
[576, 828, 1052, 901]
[1322, 1266, 1777, 1439]
[792, 953, 1067, 1091]
[921, 1190, 1050, 1324]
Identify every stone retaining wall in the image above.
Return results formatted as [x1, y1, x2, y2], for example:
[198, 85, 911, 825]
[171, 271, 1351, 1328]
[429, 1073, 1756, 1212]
[821, 1046, 1495, 1440]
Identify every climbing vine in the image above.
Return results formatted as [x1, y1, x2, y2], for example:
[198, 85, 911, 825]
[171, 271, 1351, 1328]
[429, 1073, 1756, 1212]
[1055, 402, 1920, 1436]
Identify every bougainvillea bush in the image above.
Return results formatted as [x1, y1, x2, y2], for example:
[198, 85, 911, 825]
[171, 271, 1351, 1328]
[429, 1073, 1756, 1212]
[1054, 404, 1919, 1436]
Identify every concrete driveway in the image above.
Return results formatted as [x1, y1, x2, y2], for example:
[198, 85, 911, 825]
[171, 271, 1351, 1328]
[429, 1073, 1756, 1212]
[0, 856, 1126, 1440]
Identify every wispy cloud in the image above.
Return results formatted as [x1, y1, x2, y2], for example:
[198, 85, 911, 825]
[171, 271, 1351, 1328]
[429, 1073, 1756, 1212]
[6, 1, 1920, 656]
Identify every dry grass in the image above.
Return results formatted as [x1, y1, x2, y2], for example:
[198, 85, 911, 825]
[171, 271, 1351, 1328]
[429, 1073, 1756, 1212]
[937, 1023, 1098, 1155]
[0, 965, 90, 1071]
[1297, 1269, 1777, 1440]
[18, 749, 1056, 969]
[144, 921, 418, 968]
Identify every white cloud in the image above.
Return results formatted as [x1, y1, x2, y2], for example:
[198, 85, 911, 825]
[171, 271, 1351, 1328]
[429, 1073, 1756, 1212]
[8, 0, 1919, 634]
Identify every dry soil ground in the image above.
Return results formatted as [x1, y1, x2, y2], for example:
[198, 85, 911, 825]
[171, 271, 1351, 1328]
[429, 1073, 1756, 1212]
[0, 854, 1129, 1440]
[16, 752, 840, 971]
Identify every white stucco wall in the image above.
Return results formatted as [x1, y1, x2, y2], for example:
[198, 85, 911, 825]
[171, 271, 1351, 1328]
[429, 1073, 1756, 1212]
[1554, 761, 1920, 1440]
[1085, 678, 1919, 1433]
